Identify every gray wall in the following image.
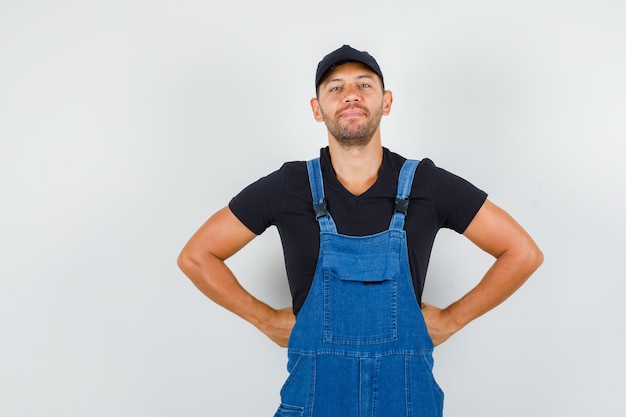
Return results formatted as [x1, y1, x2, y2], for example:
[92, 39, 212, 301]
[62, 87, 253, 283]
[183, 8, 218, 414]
[1, 0, 624, 416]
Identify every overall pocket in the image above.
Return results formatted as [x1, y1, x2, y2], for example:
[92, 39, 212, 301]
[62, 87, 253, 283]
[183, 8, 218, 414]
[322, 251, 399, 344]
[274, 403, 304, 417]
[277, 354, 313, 414]
[407, 353, 444, 417]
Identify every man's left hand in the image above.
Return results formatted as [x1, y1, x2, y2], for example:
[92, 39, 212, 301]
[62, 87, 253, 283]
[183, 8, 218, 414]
[420, 302, 459, 347]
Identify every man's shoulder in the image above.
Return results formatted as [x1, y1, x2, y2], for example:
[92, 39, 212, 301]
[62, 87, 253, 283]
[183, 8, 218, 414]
[251, 160, 307, 182]
[383, 147, 435, 171]
[263, 160, 310, 190]
[280, 160, 308, 171]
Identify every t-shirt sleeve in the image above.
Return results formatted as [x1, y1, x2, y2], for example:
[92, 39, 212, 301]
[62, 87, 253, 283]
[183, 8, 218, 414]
[425, 160, 488, 233]
[228, 165, 287, 235]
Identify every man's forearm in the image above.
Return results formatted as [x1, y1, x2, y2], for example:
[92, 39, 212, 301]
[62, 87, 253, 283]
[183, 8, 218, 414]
[178, 251, 294, 347]
[422, 199, 544, 346]
[445, 245, 543, 332]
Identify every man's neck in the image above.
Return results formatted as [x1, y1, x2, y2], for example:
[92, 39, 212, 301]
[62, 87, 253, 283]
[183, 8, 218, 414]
[327, 134, 384, 196]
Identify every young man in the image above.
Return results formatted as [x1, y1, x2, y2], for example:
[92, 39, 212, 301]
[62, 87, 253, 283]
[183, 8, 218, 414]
[178, 45, 543, 417]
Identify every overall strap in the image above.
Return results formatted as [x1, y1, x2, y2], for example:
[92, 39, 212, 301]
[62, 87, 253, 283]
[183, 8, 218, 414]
[306, 158, 338, 234]
[390, 159, 420, 230]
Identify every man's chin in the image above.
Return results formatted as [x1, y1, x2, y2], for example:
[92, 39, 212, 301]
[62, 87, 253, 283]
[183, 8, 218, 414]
[334, 135, 373, 149]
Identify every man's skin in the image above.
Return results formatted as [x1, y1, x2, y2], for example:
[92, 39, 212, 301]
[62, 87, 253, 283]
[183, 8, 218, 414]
[177, 62, 544, 348]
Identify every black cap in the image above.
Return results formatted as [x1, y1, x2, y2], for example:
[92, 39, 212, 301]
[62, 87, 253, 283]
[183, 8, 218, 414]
[315, 45, 384, 90]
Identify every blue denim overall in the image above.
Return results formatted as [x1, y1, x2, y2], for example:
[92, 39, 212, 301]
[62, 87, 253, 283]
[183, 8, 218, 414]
[274, 158, 444, 417]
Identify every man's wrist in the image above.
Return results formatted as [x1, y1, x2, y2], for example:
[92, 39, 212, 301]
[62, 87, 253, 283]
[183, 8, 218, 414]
[442, 303, 469, 335]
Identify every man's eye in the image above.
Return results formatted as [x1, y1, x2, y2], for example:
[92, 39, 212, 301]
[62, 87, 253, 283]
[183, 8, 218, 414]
[360, 83, 370, 88]
[330, 86, 341, 92]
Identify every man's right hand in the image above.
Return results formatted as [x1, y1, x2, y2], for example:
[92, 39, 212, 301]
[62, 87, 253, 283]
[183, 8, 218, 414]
[260, 306, 296, 347]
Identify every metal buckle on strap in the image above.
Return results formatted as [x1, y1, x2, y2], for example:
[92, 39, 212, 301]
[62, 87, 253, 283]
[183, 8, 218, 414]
[394, 198, 409, 214]
[314, 200, 328, 219]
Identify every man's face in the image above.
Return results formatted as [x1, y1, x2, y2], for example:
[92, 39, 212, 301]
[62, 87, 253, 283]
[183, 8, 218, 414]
[311, 62, 392, 148]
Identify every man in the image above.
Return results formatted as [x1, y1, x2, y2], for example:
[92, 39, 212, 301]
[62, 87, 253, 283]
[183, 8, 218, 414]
[177, 45, 543, 416]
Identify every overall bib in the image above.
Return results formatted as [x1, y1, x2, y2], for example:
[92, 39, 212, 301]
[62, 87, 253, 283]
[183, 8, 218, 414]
[274, 158, 444, 417]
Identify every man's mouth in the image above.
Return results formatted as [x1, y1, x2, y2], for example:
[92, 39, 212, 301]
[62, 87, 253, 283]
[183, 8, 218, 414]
[339, 107, 367, 118]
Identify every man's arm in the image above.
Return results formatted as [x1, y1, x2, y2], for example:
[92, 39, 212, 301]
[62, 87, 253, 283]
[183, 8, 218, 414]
[177, 206, 296, 347]
[422, 199, 544, 346]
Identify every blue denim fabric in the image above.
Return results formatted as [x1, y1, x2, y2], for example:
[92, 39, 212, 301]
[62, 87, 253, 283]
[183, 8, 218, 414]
[274, 158, 443, 417]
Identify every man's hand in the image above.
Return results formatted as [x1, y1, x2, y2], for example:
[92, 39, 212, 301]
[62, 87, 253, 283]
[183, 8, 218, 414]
[421, 302, 459, 347]
[260, 306, 296, 347]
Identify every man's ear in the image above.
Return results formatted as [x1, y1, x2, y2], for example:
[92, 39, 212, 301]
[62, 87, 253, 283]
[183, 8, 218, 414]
[382, 90, 393, 115]
[310, 98, 324, 122]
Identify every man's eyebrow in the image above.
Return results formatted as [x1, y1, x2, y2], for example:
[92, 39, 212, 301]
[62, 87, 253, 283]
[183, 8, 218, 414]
[323, 74, 376, 87]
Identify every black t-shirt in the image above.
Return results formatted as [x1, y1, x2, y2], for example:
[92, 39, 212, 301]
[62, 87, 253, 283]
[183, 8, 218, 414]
[229, 147, 488, 315]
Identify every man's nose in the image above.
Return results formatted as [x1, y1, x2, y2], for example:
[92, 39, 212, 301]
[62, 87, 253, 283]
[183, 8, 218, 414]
[343, 84, 360, 102]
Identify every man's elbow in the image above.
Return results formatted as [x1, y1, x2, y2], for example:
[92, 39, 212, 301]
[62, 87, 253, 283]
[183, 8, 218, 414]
[177, 247, 199, 277]
[523, 241, 544, 275]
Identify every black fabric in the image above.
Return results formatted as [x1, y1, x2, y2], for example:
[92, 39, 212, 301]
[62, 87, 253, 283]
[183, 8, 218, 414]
[229, 147, 488, 315]
[315, 44, 384, 89]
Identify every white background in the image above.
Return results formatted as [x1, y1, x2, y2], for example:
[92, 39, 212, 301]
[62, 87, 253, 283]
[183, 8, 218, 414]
[1, 1, 625, 416]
